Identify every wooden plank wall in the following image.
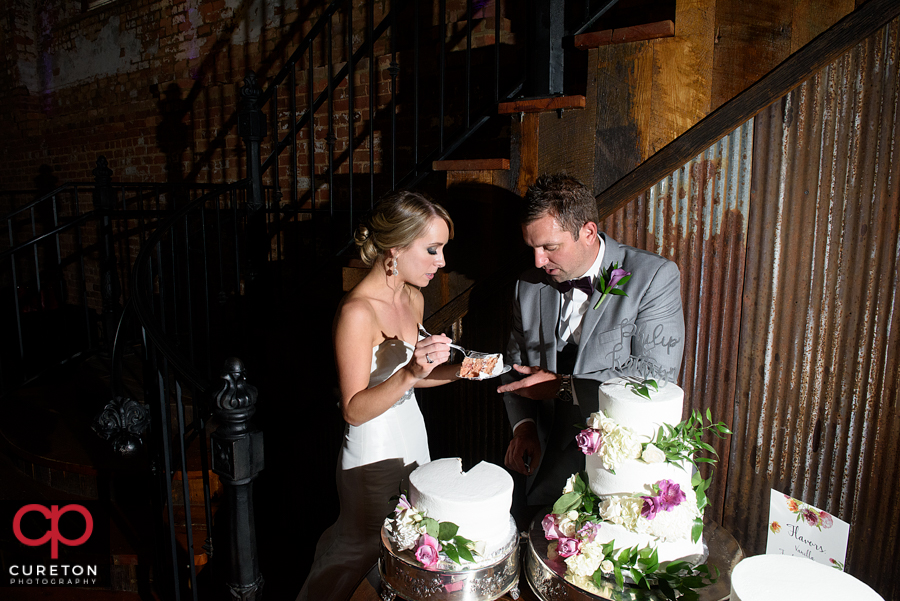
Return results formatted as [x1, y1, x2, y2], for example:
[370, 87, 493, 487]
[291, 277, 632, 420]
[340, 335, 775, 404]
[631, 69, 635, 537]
[573, 0, 859, 197]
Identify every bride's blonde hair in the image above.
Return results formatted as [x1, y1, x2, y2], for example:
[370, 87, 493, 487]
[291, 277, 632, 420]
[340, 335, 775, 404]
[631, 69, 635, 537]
[355, 191, 454, 267]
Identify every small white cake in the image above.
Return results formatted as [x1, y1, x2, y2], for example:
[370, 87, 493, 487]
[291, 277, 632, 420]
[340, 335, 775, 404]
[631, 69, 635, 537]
[409, 458, 514, 557]
[731, 555, 884, 601]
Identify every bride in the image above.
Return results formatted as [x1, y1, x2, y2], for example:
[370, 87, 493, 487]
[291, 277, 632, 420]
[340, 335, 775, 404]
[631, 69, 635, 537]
[297, 190, 459, 601]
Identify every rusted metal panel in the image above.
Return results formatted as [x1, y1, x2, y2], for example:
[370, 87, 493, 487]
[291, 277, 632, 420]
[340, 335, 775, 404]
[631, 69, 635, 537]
[599, 120, 754, 528]
[727, 17, 900, 599]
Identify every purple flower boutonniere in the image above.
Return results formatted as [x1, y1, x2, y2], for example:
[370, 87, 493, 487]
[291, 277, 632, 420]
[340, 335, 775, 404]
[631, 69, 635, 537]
[593, 262, 631, 310]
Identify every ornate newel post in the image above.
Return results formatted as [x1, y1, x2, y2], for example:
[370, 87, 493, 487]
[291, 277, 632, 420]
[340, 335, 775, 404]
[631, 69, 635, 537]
[211, 358, 265, 599]
[92, 155, 122, 356]
[239, 72, 269, 289]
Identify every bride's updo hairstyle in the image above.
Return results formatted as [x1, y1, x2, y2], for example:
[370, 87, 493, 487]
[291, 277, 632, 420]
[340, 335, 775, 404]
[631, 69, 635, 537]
[354, 190, 454, 267]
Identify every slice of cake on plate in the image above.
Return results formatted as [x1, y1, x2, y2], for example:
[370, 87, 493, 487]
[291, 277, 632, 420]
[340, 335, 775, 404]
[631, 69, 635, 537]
[458, 354, 503, 379]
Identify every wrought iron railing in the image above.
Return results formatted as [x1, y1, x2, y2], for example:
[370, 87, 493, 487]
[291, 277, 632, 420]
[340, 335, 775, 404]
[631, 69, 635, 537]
[243, 0, 525, 257]
[0, 157, 225, 396]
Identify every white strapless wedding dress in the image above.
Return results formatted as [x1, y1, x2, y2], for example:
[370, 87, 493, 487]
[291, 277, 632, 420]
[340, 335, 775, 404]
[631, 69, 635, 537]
[297, 338, 430, 601]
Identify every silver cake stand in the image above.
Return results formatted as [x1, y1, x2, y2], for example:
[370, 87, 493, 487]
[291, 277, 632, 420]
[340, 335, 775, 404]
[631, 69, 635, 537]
[525, 517, 743, 601]
[379, 525, 521, 601]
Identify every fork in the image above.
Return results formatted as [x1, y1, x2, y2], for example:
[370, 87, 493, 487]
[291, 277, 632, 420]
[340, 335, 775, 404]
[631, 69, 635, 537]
[417, 324, 478, 357]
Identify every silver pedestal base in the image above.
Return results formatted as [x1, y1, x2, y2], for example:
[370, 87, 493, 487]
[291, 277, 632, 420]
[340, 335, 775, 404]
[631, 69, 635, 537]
[525, 518, 743, 601]
[379, 527, 521, 601]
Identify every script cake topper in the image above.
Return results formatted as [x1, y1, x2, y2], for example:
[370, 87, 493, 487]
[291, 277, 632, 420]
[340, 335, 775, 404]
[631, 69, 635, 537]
[603, 319, 682, 386]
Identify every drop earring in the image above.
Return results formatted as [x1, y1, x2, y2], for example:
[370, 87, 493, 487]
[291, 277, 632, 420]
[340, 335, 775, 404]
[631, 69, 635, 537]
[391, 258, 398, 276]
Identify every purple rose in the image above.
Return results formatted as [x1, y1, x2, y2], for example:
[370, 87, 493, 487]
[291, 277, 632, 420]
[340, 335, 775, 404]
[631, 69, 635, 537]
[542, 514, 564, 540]
[801, 508, 819, 527]
[641, 495, 662, 520]
[576, 428, 603, 456]
[415, 534, 442, 568]
[608, 268, 631, 289]
[577, 521, 602, 543]
[556, 537, 583, 558]
[656, 479, 686, 511]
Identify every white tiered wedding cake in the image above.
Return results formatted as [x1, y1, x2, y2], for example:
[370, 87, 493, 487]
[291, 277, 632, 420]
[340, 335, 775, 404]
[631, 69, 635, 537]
[541, 377, 728, 596]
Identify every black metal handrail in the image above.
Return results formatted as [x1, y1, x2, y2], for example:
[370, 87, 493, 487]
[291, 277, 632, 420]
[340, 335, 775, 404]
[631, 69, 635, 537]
[245, 0, 524, 255]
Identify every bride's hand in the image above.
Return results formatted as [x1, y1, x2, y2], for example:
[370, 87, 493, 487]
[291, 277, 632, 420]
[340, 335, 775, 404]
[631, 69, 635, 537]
[408, 334, 452, 378]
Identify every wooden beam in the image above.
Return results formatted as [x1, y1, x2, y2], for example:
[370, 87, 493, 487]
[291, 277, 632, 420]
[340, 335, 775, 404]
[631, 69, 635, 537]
[595, 0, 900, 220]
[574, 20, 675, 49]
[432, 159, 510, 171]
[497, 95, 586, 115]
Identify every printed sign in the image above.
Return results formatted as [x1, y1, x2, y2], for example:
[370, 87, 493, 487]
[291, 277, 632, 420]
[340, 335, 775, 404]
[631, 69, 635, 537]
[766, 489, 849, 570]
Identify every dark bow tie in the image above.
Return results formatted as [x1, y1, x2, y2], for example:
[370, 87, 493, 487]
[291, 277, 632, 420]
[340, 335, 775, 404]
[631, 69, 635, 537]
[556, 276, 593, 295]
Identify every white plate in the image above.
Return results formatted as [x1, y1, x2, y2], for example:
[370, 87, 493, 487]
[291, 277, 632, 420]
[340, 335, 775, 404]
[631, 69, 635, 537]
[458, 363, 512, 381]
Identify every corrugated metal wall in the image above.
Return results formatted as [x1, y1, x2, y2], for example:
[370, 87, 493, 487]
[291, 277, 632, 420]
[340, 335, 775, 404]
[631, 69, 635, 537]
[728, 16, 900, 598]
[601, 15, 900, 600]
[599, 15, 900, 598]
[599, 120, 754, 528]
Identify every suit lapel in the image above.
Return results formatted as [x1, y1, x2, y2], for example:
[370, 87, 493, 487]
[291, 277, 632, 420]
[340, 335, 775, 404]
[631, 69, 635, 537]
[539, 280, 559, 372]
[577, 235, 625, 370]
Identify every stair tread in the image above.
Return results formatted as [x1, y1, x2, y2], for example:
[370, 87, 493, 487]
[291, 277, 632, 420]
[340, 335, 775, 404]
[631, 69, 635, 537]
[497, 95, 585, 114]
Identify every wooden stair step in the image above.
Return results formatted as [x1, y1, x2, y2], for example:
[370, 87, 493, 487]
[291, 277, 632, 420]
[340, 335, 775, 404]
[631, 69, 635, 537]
[497, 95, 585, 115]
[573, 20, 675, 49]
[432, 158, 510, 171]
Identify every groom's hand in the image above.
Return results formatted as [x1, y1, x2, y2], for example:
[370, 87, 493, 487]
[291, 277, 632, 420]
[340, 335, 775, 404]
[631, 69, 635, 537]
[505, 421, 541, 475]
[496, 364, 561, 400]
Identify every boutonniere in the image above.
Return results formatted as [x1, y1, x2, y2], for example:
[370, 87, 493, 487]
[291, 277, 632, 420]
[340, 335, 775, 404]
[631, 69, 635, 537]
[593, 262, 631, 310]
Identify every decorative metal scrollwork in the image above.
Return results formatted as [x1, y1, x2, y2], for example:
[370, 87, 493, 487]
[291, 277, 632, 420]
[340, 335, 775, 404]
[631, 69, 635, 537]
[92, 396, 150, 458]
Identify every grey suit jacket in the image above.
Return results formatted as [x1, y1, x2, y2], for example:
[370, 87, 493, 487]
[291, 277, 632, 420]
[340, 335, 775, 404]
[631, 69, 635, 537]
[502, 234, 685, 505]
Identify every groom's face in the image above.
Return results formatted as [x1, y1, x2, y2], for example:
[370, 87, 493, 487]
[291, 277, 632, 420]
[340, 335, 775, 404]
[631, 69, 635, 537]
[522, 213, 598, 283]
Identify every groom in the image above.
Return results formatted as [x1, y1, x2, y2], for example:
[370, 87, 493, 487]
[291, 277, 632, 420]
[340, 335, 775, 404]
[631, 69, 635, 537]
[498, 173, 685, 511]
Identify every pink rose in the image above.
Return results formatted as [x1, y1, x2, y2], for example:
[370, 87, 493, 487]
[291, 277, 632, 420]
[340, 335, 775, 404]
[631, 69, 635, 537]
[414, 534, 442, 568]
[576, 428, 603, 456]
[556, 537, 582, 558]
[542, 514, 564, 540]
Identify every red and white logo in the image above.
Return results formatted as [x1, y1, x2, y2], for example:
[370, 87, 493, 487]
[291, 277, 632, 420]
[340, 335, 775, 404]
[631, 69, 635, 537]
[12, 504, 93, 559]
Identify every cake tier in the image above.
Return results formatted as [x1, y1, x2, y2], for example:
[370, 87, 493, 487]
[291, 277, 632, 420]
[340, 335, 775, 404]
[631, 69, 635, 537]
[591, 522, 707, 566]
[586, 456, 693, 498]
[409, 458, 514, 556]
[597, 377, 684, 440]
[731, 555, 884, 601]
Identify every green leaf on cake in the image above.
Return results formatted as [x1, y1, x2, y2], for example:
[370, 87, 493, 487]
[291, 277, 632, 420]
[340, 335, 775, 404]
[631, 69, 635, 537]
[438, 521, 458, 540]
[421, 517, 439, 537]
[443, 543, 460, 564]
[552, 491, 582, 514]
[691, 518, 703, 543]
[454, 537, 475, 563]
[613, 562, 624, 588]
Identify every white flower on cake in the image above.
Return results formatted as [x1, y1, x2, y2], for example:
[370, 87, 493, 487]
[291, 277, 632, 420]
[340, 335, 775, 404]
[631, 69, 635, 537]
[598, 496, 644, 531]
[641, 442, 666, 464]
[556, 510, 579, 538]
[562, 474, 578, 494]
[385, 495, 426, 551]
[564, 539, 605, 579]
[586, 412, 642, 471]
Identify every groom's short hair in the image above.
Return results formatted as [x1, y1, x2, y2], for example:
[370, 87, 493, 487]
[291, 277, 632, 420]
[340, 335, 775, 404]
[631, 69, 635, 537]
[522, 173, 599, 240]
